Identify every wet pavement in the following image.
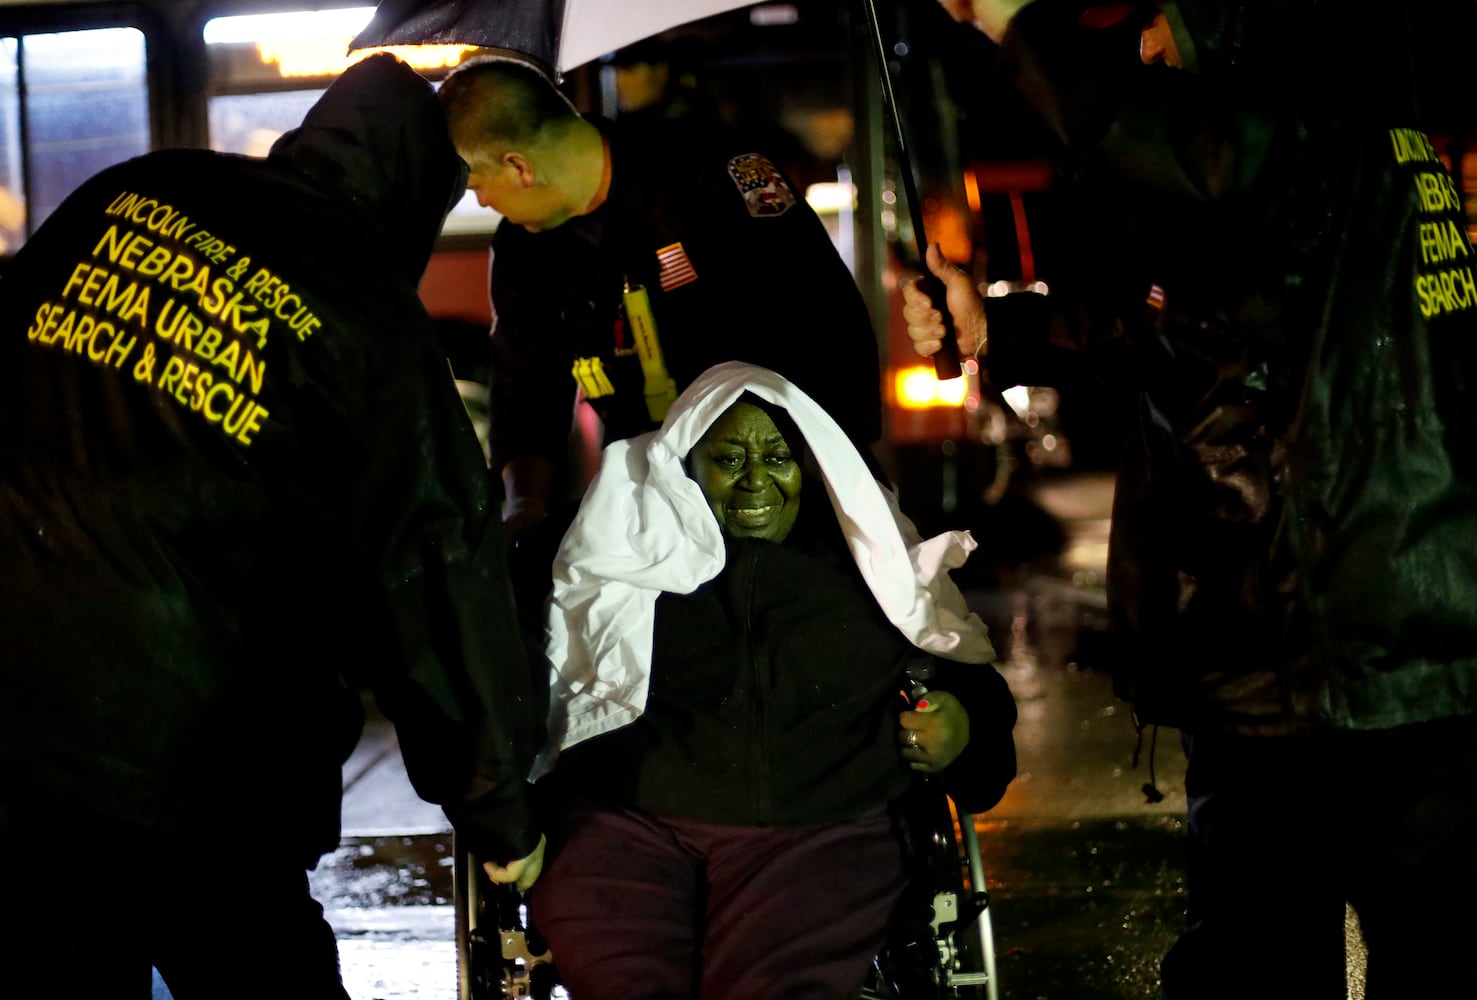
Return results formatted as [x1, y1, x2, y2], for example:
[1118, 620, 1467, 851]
[970, 584, 1189, 1000]
[962, 470, 1190, 1000]
[152, 470, 1359, 999]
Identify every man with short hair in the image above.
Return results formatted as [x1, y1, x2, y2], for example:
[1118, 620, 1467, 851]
[437, 57, 884, 619]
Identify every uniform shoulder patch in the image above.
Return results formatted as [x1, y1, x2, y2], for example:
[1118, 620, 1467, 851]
[727, 153, 797, 217]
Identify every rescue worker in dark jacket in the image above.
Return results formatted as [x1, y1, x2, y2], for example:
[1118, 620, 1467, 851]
[905, 2, 1477, 997]
[0, 53, 543, 999]
[528, 362, 1016, 999]
[435, 56, 885, 625]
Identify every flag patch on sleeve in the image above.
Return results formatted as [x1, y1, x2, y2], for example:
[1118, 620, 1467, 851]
[656, 242, 698, 291]
[727, 153, 797, 217]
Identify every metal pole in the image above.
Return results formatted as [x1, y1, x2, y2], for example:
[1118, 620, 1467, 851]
[958, 814, 1000, 1000]
[454, 834, 475, 1000]
[847, 0, 892, 370]
[857, 0, 962, 380]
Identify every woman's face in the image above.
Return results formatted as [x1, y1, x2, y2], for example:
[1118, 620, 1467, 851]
[688, 402, 802, 543]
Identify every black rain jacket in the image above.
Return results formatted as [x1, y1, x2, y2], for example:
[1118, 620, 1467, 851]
[981, 0, 1477, 735]
[0, 54, 540, 864]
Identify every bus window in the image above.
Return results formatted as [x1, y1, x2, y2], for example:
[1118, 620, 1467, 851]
[203, 6, 494, 235]
[203, 6, 368, 156]
[209, 90, 321, 157]
[0, 26, 149, 247]
[0, 41, 18, 252]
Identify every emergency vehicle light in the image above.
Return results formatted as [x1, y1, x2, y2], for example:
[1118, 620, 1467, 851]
[894, 366, 969, 409]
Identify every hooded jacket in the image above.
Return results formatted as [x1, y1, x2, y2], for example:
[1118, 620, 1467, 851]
[0, 54, 540, 864]
[984, 0, 1477, 735]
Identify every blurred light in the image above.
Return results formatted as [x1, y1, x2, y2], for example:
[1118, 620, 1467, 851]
[962, 168, 981, 213]
[894, 367, 969, 409]
[204, 8, 374, 43]
[205, 8, 475, 78]
[261, 41, 476, 77]
[750, 4, 800, 26]
[929, 202, 972, 265]
[985, 279, 1050, 297]
[1001, 384, 1032, 419]
[804, 181, 857, 214]
[893, 42, 909, 57]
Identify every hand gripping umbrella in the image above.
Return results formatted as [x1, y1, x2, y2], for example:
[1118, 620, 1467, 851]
[350, 0, 962, 380]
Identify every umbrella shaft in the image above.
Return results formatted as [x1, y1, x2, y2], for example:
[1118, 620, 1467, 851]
[859, 0, 929, 251]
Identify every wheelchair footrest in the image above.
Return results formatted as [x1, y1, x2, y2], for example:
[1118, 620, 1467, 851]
[948, 972, 991, 986]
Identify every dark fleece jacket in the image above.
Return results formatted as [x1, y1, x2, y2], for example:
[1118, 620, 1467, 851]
[547, 501, 1018, 824]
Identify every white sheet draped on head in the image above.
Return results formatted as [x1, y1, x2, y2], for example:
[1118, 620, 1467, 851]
[533, 362, 996, 778]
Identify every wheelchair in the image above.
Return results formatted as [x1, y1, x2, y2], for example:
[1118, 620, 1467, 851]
[861, 779, 999, 1000]
[453, 779, 999, 1000]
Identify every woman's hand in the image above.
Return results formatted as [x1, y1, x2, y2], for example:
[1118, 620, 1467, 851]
[483, 834, 547, 892]
[899, 690, 971, 773]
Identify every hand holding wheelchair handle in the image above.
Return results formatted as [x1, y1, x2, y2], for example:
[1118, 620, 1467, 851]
[464, 859, 557, 1000]
[900, 661, 971, 774]
[482, 833, 547, 892]
[900, 689, 971, 773]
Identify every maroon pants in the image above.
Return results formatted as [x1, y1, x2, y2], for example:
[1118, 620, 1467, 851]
[527, 798, 909, 1000]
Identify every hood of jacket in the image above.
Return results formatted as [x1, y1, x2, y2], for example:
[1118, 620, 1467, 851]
[268, 52, 467, 284]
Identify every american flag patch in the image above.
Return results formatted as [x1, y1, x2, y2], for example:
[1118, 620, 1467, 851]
[1147, 283, 1166, 309]
[656, 242, 698, 292]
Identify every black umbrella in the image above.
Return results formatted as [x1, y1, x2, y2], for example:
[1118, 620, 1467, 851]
[350, 0, 963, 380]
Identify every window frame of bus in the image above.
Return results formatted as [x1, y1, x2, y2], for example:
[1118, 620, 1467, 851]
[200, 3, 497, 239]
[0, 1, 162, 251]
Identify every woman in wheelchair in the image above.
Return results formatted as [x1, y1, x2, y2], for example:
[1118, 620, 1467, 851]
[528, 362, 1017, 999]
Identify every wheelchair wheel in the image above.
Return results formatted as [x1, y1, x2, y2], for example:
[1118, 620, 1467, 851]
[863, 780, 994, 1000]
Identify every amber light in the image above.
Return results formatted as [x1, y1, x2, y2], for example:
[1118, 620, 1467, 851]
[258, 40, 477, 78]
[205, 8, 478, 79]
[893, 366, 969, 409]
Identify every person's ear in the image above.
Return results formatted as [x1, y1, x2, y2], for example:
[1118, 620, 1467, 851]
[501, 151, 536, 188]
